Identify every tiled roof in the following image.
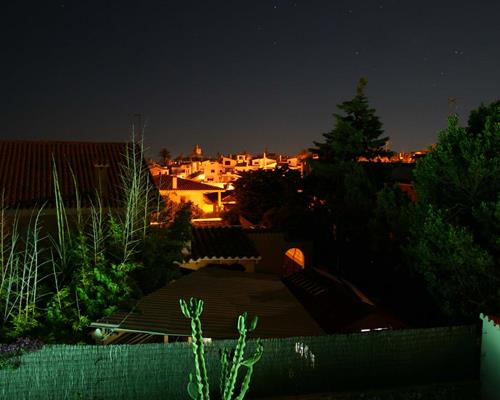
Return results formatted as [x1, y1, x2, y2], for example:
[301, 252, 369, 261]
[153, 175, 222, 191]
[188, 226, 260, 262]
[0, 140, 134, 209]
[92, 267, 324, 339]
[283, 268, 405, 333]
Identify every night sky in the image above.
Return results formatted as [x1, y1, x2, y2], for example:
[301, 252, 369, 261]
[1, 0, 499, 157]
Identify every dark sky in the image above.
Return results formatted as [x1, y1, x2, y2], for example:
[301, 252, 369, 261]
[1, 1, 499, 157]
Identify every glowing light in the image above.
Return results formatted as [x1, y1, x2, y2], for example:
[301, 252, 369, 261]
[284, 248, 305, 267]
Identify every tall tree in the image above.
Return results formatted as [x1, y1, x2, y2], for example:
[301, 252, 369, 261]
[311, 77, 391, 165]
[407, 113, 500, 319]
[307, 78, 391, 273]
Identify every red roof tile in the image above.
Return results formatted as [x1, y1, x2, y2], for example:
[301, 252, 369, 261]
[0, 140, 132, 209]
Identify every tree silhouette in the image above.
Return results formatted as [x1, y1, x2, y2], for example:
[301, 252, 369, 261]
[311, 77, 391, 164]
[307, 78, 391, 274]
[159, 148, 171, 166]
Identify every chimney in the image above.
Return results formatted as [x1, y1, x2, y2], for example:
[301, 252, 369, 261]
[172, 176, 178, 189]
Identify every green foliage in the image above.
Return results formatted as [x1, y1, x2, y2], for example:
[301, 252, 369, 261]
[310, 77, 391, 165]
[180, 298, 263, 400]
[45, 227, 142, 341]
[52, 161, 72, 273]
[115, 134, 155, 264]
[41, 194, 186, 342]
[407, 205, 497, 317]
[1, 132, 186, 343]
[133, 227, 183, 295]
[414, 116, 500, 227]
[407, 114, 500, 319]
[10, 309, 40, 339]
[46, 288, 81, 339]
[0, 206, 48, 339]
[308, 78, 390, 207]
[467, 100, 500, 136]
[44, 163, 144, 341]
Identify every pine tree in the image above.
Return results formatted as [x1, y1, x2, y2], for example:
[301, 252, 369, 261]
[407, 114, 500, 319]
[306, 78, 391, 275]
[311, 77, 390, 165]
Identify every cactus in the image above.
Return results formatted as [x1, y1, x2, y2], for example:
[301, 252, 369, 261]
[179, 298, 264, 400]
[180, 298, 210, 400]
[222, 312, 259, 400]
[219, 348, 232, 397]
[234, 339, 263, 400]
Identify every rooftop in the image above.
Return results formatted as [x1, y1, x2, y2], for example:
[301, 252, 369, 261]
[188, 226, 260, 262]
[153, 174, 223, 191]
[0, 140, 132, 209]
[92, 267, 324, 339]
[283, 268, 406, 333]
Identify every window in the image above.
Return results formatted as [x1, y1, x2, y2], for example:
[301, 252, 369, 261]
[282, 248, 305, 277]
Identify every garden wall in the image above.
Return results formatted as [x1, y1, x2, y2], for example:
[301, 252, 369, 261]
[480, 314, 500, 400]
[0, 325, 479, 399]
